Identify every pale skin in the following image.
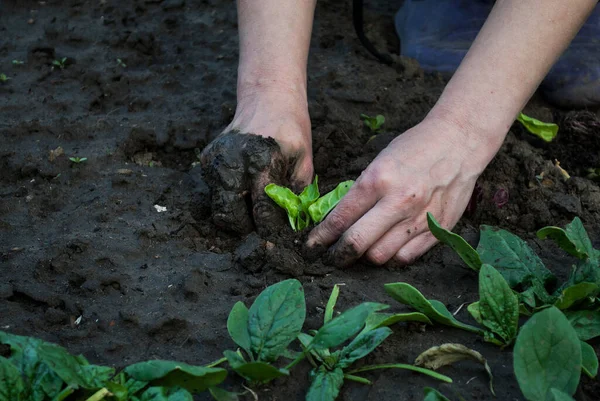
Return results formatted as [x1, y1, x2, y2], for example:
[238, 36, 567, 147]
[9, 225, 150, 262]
[224, 0, 597, 266]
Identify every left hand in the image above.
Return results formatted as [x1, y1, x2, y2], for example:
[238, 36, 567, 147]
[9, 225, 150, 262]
[306, 115, 498, 266]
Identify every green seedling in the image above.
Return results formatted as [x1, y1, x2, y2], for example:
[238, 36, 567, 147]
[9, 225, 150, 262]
[117, 58, 127, 68]
[12, 60, 24, 65]
[0, 73, 10, 82]
[225, 279, 306, 385]
[517, 112, 559, 142]
[0, 330, 231, 401]
[360, 113, 385, 133]
[299, 285, 451, 401]
[423, 387, 452, 401]
[52, 57, 68, 70]
[69, 156, 88, 164]
[265, 176, 354, 231]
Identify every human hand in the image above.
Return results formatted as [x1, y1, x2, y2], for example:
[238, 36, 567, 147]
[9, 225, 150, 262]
[201, 90, 313, 235]
[306, 116, 500, 266]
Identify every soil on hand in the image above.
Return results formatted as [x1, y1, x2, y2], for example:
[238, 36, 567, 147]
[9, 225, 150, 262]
[1, 1, 599, 400]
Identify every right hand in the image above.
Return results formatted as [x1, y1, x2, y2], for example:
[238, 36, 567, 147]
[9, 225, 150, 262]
[201, 89, 313, 235]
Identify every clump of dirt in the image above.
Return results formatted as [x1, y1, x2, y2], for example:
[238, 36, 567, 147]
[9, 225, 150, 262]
[1, 1, 599, 400]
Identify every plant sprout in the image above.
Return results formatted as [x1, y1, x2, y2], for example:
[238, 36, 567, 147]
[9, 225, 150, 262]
[360, 114, 385, 133]
[69, 157, 87, 164]
[52, 57, 68, 70]
[117, 58, 127, 68]
[0, 73, 10, 82]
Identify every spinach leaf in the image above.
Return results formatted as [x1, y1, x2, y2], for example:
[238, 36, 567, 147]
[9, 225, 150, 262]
[308, 181, 354, 223]
[360, 114, 385, 132]
[300, 176, 320, 209]
[362, 312, 432, 333]
[580, 340, 598, 378]
[310, 302, 389, 350]
[324, 284, 340, 324]
[477, 225, 555, 302]
[305, 366, 344, 401]
[247, 279, 306, 362]
[571, 258, 600, 287]
[384, 283, 483, 334]
[209, 386, 240, 401]
[264, 184, 302, 231]
[554, 282, 598, 310]
[139, 386, 193, 401]
[346, 364, 452, 383]
[564, 310, 600, 341]
[124, 360, 227, 393]
[227, 301, 252, 357]
[537, 217, 593, 259]
[0, 356, 25, 401]
[516, 112, 559, 142]
[478, 264, 519, 344]
[427, 212, 481, 271]
[513, 307, 581, 400]
[224, 350, 288, 383]
[337, 328, 392, 369]
[423, 387, 451, 401]
[549, 389, 576, 401]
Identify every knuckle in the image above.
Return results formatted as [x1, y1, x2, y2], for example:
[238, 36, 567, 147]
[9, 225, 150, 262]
[394, 250, 415, 266]
[344, 230, 367, 253]
[325, 211, 347, 234]
[366, 247, 390, 265]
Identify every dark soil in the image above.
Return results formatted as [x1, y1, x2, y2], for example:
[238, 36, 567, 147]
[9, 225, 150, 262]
[1, 1, 600, 400]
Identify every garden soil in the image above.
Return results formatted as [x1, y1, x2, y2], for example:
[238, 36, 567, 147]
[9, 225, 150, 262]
[2, 1, 600, 400]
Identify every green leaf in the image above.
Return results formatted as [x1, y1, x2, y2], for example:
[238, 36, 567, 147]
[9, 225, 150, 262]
[227, 302, 252, 356]
[247, 279, 306, 362]
[580, 340, 598, 378]
[310, 302, 389, 350]
[423, 387, 451, 401]
[478, 264, 519, 344]
[139, 386, 193, 401]
[347, 364, 452, 383]
[124, 360, 227, 393]
[537, 217, 593, 259]
[477, 225, 555, 302]
[415, 343, 493, 395]
[362, 312, 432, 333]
[0, 356, 25, 401]
[427, 212, 481, 271]
[554, 282, 599, 310]
[384, 283, 483, 334]
[299, 176, 320, 209]
[308, 181, 354, 223]
[324, 284, 340, 324]
[264, 184, 302, 231]
[517, 112, 559, 142]
[337, 327, 392, 368]
[297, 334, 330, 364]
[549, 389, 576, 401]
[467, 302, 483, 325]
[223, 350, 287, 383]
[305, 367, 344, 401]
[209, 386, 239, 401]
[571, 258, 600, 287]
[514, 307, 581, 400]
[105, 381, 129, 401]
[564, 310, 600, 341]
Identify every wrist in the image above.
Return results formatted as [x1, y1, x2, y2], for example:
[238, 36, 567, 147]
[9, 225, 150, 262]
[237, 65, 307, 104]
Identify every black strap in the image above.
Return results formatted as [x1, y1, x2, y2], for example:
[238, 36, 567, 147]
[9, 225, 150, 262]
[352, 0, 394, 65]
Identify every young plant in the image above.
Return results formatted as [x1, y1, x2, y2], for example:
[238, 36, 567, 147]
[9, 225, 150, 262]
[0, 73, 10, 82]
[12, 60, 24, 65]
[69, 156, 88, 164]
[360, 114, 385, 133]
[225, 279, 306, 385]
[52, 57, 68, 70]
[299, 285, 452, 401]
[117, 58, 127, 68]
[517, 112, 558, 142]
[265, 176, 354, 231]
[0, 330, 231, 400]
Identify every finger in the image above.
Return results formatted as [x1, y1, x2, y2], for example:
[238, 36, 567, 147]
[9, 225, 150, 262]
[290, 154, 314, 192]
[394, 231, 438, 266]
[326, 198, 409, 267]
[364, 215, 428, 265]
[306, 180, 378, 248]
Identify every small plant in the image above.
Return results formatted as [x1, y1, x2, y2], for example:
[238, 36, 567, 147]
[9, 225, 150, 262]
[224, 279, 306, 385]
[360, 113, 385, 133]
[12, 60, 24, 65]
[0, 73, 10, 82]
[117, 58, 127, 68]
[265, 176, 353, 231]
[299, 285, 451, 401]
[52, 57, 68, 70]
[517, 112, 558, 142]
[69, 156, 88, 164]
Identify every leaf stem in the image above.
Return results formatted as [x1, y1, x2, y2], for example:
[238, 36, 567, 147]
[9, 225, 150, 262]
[347, 364, 452, 383]
[55, 387, 75, 401]
[85, 388, 111, 401]
[344, 374, 372, 385]
[206, 356, 228, 367]
[285, 350, 307, 370]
